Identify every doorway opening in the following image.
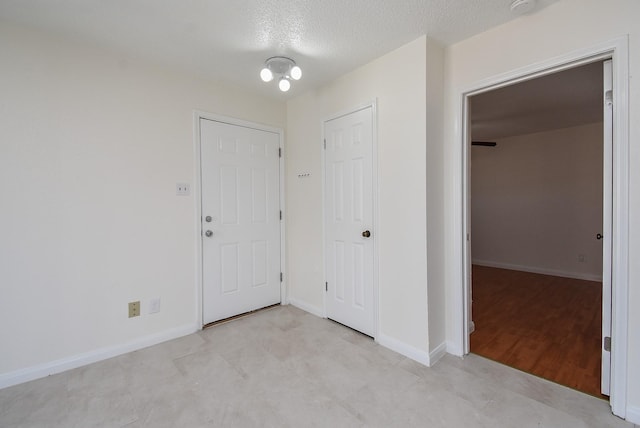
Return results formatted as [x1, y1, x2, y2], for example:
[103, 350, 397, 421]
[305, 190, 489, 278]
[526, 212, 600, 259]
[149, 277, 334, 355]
[459, 37, 629, 418]
[467, 61, 608, 398]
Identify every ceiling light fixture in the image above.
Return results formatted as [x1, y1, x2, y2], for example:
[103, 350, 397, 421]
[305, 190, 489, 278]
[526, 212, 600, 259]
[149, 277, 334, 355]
[260, 56, 301, 92]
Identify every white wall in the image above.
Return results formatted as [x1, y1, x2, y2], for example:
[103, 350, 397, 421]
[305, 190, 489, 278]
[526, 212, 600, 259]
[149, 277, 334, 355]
[471, 123, 604, 281]
[286, 36, 440, 362]
[426, 39, 447, 357]
[0, 21, 285, 385]
[443, 0, 640, 421]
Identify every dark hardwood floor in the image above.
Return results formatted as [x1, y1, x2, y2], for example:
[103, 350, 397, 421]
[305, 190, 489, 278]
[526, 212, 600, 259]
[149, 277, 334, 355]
[470, 265, 604, 398]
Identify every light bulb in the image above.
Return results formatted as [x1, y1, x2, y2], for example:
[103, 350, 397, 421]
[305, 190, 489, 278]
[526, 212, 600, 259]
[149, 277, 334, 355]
[260, 67, 273, 82]
[290, 65, 302, 80]
[278, 77, 291, 92]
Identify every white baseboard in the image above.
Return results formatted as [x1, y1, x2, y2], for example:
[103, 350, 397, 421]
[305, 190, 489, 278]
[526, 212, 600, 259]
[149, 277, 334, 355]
[429, 342, 447, 365]
[376, 333, 431, 366]
[288, 298, 325, 318]
[446, 340, 464, 357]
[626, 406, 640, 425]
[472, 259, 603, 282]
[0, 323, 198, 390]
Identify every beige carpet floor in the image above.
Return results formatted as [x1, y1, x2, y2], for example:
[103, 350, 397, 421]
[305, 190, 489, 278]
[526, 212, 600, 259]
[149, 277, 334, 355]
[0, 305, 633, 427]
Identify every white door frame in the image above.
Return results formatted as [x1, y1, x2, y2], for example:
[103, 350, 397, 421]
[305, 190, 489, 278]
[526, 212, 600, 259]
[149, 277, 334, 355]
[456, 37, 629, 418]
[321, 101, 379, 339]
[193, 111, 286, 327]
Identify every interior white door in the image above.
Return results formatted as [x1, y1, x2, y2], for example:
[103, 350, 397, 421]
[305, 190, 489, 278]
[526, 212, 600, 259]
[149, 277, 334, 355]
[200, 118, 281, 325]
[601, 59, 613, 396]
[324, 106, 375, 337]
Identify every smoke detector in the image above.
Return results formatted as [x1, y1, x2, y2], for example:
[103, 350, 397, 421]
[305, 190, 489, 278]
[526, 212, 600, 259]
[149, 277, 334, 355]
[510, 0, 536, 15]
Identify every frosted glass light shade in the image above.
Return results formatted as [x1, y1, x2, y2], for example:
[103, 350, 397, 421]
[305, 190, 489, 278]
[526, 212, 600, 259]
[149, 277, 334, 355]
[290, 65, 302, 80]
[260, 67, 273, 82]
[278, 78, 290, 92]
[261, 57, 301, 91]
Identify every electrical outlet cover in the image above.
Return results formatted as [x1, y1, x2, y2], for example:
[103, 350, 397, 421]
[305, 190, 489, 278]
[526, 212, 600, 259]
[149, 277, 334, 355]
[128, 301, 140, 318]
[176, 182, 190, 196]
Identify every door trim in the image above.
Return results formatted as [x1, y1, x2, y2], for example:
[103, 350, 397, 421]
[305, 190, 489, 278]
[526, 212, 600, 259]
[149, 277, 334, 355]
[193, 111, 286, 328]
[321, 101, 379, 339]
[454, 36, 629, 418]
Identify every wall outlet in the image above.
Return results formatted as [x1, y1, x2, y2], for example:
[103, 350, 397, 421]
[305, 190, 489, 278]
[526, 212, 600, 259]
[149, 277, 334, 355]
[578, 254, 586, 263]
[148, 297, 161, 314]
[128, 301, 140, 318]
[176, 182, 190, 196]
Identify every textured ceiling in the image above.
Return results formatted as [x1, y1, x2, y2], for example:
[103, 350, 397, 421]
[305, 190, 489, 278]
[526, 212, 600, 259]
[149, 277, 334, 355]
[0, 0, 561, 99]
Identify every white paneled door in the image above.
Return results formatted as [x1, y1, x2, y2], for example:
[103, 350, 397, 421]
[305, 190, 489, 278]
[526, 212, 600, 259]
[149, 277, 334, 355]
[200, 118, 281, 325]
[324, 106, 375, 337]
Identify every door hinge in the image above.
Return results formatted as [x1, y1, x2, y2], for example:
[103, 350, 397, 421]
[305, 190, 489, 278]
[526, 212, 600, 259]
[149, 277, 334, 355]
[280, 210, 282, 220]
[605, 90, 613, 107]
[325, 282, 328, 292]
[279, 147, 282, 158]
[280, 272, 283, 282]
[604, 336, 611, 352]
[323, 139, 326, 149]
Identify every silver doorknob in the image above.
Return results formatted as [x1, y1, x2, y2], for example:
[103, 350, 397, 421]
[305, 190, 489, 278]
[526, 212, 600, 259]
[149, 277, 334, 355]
[205, 230, 214, 237]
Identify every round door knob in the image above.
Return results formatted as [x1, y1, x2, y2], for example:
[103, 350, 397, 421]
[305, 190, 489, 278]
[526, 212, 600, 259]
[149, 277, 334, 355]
[205, 216, 213, 223]
[205, 230, 214, 237]
[362, 230, 371, 238]
[597, 233, 603, 240]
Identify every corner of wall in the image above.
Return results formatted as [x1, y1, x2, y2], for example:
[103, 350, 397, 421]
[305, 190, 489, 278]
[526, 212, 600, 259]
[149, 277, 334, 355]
[377, 333, 431, 366]
[426, 34, 447, 354]
[288, 298, 324, 319]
